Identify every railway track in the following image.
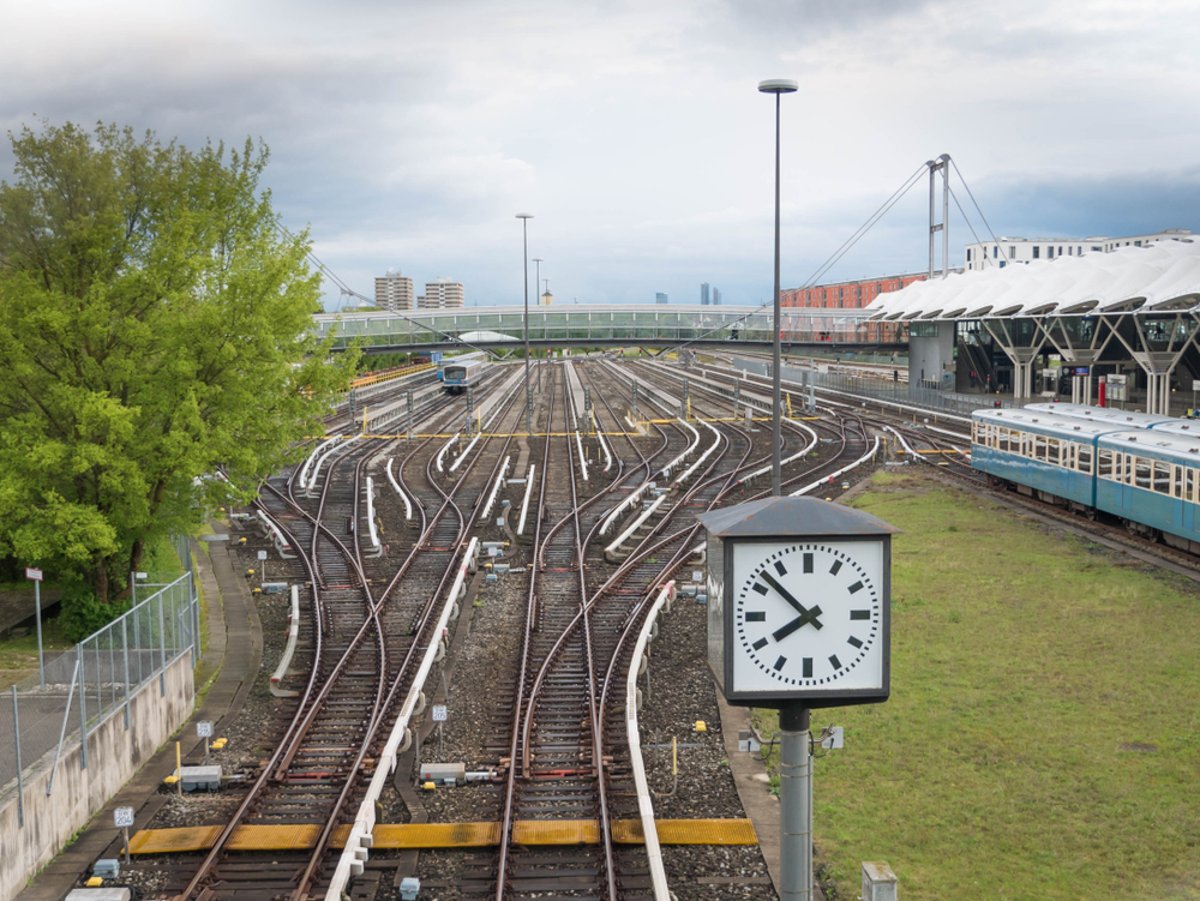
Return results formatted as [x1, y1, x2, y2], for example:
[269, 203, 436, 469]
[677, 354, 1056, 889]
[118, 356, 1028, 901]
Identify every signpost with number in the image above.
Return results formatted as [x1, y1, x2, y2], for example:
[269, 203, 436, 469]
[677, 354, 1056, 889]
[432, 704, 448, 756]
[114, 806, 134, 861]
[257, 549, 267, 586]
[198, 720, 213, 761]
[25, 568, 44, 687]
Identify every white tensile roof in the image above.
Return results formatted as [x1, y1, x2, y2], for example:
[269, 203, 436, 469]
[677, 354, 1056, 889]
[866, 239, 1200, 321]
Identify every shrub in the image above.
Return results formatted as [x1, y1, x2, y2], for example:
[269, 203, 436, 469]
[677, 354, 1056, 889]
[58, 589, 128, 643]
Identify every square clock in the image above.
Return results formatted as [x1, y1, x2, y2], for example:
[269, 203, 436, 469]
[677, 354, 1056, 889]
[702, 496, 896, 709]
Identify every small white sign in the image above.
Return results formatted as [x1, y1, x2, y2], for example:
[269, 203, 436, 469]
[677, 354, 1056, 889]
[197, 720, 214, 738]
[431, 704, 448, 722]
[114, 806, 135, 828]
[25, 568, 42, 582]
[1191, 380, 1200, 392]
[257, 550, 268, 561]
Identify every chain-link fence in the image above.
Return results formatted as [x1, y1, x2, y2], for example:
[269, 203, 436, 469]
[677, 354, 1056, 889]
[748, 357, 1001, 419]
[0, 547, 198, 817]
[808, 366, 996, 418]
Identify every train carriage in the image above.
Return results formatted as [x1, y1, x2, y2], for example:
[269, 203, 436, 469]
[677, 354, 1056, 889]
[971, 408, 1114, 509]
[973, 406, 1200, 553]
[442, 358, 491, 394]
[1095, 429, 1200, 551]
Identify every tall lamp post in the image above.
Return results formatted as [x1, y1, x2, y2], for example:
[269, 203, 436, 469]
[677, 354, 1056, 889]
[517, 213, 534, 434]
[759, 78, 797, 497]
[532, 257, 543, 376]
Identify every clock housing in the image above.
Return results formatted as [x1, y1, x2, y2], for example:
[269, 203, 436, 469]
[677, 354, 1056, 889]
[702, 496, 895, 709]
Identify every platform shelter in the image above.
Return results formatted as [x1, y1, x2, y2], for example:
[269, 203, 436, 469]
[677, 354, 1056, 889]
[865, 240, 1200, 414]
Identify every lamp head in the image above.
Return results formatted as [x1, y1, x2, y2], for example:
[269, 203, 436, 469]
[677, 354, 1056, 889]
[516, 212, 534, 220]
[758, 78, 798, 94]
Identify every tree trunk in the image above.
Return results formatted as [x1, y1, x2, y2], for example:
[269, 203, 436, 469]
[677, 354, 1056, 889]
[128, 536, 145, 601]
[94, 555, 110, 605]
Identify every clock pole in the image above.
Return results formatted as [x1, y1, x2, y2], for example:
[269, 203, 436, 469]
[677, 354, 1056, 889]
[780, 702, 812, 900]
[701, 496, 896, 901]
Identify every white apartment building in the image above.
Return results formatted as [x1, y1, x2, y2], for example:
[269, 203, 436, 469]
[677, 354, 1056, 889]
[374, 270, 414, 311]
[418, 279, 464, 310]
[965, 228, 1193, 272]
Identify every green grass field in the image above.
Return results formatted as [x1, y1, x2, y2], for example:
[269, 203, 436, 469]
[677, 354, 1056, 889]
[759, 470, 1200, 899]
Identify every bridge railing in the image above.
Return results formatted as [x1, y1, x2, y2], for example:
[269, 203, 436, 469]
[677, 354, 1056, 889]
[313, 305, 893, 351]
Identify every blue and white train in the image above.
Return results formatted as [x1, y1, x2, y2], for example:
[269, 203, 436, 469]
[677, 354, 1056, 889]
[971, 405, 1200, 553]
[442, 357, 492, 394]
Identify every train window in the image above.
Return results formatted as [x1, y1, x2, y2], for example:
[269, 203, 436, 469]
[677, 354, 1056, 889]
[1075, 443, 1093, 472]
[1110, 451, 1131, 484]
[1154, 462, 1171, 494]
[1097, 448, 1114, 480]
[1134, 457, 1153, 489]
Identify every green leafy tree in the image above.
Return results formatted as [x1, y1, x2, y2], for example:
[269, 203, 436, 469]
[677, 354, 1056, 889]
[0, 120, 355, 604]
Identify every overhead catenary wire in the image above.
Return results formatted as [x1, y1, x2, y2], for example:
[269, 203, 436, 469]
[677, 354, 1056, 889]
[655, 162, 931, 357]
[798, 161, 929, 289]
[949, 157, 1006, 268]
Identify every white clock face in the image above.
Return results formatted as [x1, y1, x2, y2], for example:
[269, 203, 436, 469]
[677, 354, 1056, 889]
[731, 540, 885, 695]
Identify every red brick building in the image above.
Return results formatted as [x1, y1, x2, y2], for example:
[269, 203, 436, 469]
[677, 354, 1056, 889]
[782, 272, 926, 343]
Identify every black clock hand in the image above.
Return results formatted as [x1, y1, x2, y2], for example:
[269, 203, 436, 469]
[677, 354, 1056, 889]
[760, 571, 824, 630]
[772, 605, 824, 641]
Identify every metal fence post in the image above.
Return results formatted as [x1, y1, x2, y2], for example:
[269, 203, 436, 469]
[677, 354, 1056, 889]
[190, 571, 200, 660]
[12, 686, 23, 827]
[122, 615, 132, 730]
[158, 591, 167, 695]
[77, 645, 88, 770]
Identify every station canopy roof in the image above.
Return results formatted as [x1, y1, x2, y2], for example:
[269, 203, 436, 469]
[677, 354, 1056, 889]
[865, 238, 1200, 321]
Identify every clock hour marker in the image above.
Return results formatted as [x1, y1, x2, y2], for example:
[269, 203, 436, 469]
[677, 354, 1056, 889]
[774, 560, 788, 576]
[829, 559, 842, 576]
[850, 609, 871, 620]
[847, 636, 863, 648]
[753, 582, 769, 595]
[828, 654, 842, 671]
[753, 638, 768, 651]
[745, 611, 766, 622]
[802, 552, 813, 573]
[773, 656, 787, 672]
[802, 657, 812, 678]
[847, 580, 864, 594]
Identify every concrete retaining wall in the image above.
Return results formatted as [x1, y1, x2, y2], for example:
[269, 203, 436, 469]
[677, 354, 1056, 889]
[0, 652, 195, 901]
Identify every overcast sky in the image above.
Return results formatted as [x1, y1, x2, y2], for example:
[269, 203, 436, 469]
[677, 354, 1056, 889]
[4, 0, 1198, 310]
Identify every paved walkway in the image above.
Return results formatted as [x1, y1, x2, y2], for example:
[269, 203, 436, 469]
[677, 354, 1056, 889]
[19, 523, 260, 901]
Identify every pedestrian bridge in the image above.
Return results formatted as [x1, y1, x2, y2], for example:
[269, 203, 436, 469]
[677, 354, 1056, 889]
[313, 304, 903, 353]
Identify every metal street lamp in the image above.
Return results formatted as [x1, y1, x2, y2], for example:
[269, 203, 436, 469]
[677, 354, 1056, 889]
[759, 77, 806, 901]
[759, 77, 797, 498]
[516, 213, 534, 434]
[532, 257, 543, 377]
